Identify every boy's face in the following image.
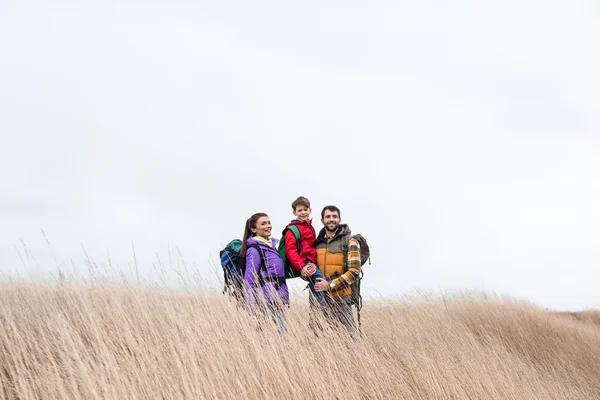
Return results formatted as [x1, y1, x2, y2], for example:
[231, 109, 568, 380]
[293, 205, 311, 221]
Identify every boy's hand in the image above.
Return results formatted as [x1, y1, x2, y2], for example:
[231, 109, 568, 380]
[300, 263, 316, 278]
[314, 278, 330, 292]
[300, 267, 309, 279]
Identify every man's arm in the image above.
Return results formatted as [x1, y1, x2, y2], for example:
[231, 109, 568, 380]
[330, 238, 361, 291]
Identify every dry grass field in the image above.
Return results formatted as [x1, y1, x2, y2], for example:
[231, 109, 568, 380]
[1, 280, 599, 399]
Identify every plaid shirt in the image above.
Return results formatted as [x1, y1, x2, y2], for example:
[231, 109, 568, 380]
[329, 237, 361, 291]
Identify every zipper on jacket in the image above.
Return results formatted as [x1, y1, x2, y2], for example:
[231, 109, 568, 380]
[323, 239, 329, 280]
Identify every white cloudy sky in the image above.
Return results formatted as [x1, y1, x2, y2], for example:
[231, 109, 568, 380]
[1, 0, 599, 310]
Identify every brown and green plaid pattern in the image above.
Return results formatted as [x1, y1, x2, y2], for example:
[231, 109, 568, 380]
[330, 238, 361, 291]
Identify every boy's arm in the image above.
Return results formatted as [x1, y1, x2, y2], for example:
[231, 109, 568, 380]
[284, 229, 305, 272]
[330, 238, 361, 291]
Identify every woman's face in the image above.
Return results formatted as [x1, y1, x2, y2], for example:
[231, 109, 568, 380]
[251, 216, 272, 238]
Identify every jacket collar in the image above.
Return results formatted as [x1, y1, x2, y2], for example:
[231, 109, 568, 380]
[316, 224, 351, 244]
[289, 219, 313, 227]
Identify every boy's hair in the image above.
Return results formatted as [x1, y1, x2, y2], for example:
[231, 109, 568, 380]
[292, 196, 311, 211]
[321, 205, 341, 219]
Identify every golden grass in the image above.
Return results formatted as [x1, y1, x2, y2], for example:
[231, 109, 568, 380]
[1, 281, 599, 399]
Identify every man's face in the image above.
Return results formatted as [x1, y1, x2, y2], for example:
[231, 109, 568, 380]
[293, 205, 311, 221]
[321, 209, 341, 233]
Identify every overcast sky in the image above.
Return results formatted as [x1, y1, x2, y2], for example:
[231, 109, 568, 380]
[1, 0, 599, 310]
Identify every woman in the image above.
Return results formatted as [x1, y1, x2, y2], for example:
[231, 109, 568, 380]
[240, 213, 289, 332]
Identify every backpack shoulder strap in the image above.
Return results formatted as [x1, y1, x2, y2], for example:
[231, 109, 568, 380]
[282, 225, 302, 254]
[246, 244, 267, 271]
[288, 225, 301, 239]
[341, 234, 350, 270]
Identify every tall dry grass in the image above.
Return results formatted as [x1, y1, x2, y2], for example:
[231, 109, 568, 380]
[1, 280, 599, 399]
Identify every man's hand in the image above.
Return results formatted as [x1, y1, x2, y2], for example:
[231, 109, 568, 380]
[301, 263, 317, 278]
[314, 278, 330, 292]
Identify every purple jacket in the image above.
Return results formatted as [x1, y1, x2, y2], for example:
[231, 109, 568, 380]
[244, 237, 289, 309]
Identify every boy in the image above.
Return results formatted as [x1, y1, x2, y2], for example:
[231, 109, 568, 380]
[284, 196, 328, 311]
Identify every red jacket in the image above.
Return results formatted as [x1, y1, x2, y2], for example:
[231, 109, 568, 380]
[284, 219, 317, 272]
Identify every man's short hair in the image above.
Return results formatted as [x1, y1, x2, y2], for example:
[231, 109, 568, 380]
[321, 205, 340, 219]
[292, 196, 311, 211]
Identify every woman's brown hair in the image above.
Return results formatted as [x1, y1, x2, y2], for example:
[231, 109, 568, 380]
[239, 213, 268, 262]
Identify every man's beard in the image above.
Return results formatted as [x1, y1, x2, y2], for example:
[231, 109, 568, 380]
[325, 222, 339, 233]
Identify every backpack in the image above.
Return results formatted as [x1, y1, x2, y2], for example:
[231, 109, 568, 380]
[219, 239, 244, 297]
[276, 226, 304, 279]
[341, 234, 371, 324]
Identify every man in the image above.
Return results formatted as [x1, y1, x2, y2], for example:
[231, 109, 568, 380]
[313, 205, 362, 332]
